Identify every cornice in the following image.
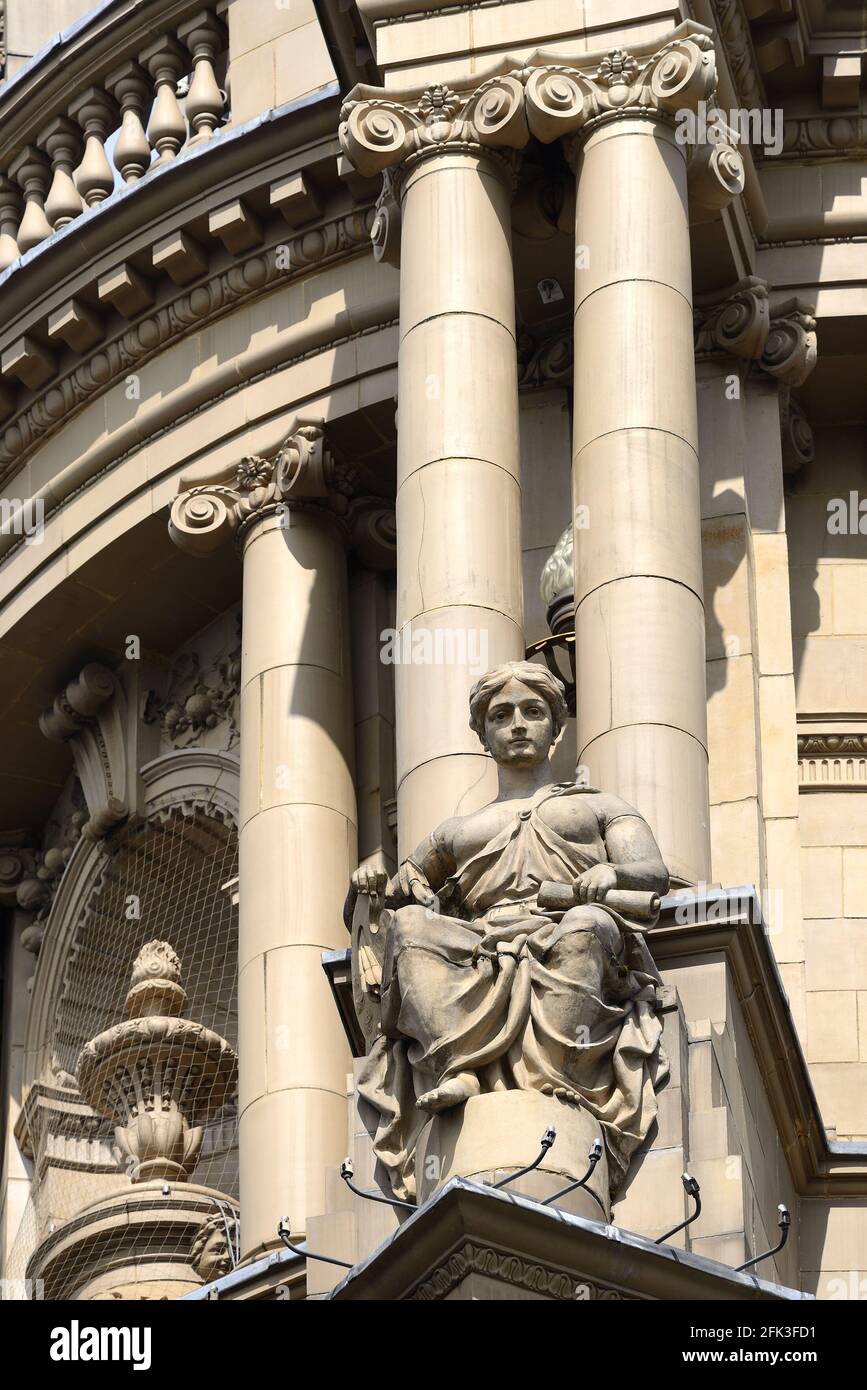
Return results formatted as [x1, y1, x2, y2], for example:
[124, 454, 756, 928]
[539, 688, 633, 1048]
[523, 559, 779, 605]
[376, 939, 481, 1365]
[330, 1176, 808, 1301]
[0, 308, 397, 581]
[0, 94, 394, 519]
[797, 720, 867, 790]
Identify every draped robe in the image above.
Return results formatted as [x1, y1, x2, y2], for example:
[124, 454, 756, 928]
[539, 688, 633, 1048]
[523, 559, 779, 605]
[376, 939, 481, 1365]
[357, 785, 669, 1202]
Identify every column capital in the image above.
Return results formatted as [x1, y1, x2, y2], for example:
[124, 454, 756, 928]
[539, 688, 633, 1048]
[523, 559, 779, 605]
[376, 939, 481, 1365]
[694, 277, 818, 386]
[339, 74, 529, 182]
[168, 422, 350, 556]
[524, 25, 717, 147]
[340, 22, 718, 183]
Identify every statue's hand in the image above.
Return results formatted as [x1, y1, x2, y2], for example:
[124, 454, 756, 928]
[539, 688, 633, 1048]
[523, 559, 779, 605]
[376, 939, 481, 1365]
[351, 865, 389, 899]
[386, 860, 436, 910]
[575, 862, 618, 904]
[343, 864, 389, 930]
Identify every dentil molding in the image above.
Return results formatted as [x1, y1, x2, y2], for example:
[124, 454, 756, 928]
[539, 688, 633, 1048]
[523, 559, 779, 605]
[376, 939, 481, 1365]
[0, 206, 375, 486]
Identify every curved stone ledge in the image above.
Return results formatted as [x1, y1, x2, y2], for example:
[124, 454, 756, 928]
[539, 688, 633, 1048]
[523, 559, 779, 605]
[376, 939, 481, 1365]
[0, 338, 398, 642]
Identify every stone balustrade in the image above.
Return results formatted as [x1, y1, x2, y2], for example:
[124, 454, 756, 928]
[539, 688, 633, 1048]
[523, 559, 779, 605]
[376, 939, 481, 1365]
[0, 0, 229, 271]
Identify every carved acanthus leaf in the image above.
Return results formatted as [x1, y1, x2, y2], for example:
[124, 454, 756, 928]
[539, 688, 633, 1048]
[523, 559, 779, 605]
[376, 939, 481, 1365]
[144, 625, 241, 749]
[410, 1240, 634, 1301]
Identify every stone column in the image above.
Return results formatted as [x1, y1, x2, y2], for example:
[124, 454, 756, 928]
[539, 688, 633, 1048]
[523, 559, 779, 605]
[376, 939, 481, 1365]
[170, 426, 356, 1257]
[524, 26, 742, 886]
[340, 78, 530, 853]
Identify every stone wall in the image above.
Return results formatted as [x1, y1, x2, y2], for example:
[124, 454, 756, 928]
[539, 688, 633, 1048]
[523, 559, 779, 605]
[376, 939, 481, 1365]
[789, 423, 867, 1141]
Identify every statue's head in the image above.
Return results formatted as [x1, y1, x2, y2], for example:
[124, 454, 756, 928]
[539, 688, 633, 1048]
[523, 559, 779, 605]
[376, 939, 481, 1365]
[469, 661, 568, 768]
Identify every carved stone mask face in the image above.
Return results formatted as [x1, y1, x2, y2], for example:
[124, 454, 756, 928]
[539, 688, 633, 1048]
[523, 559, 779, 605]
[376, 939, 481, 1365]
[484, 678, 554, 767]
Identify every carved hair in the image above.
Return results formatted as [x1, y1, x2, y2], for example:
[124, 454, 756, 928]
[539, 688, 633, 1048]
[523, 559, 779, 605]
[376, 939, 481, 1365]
[189, 1211, 237, 1278]
[468, 661, 568, 749]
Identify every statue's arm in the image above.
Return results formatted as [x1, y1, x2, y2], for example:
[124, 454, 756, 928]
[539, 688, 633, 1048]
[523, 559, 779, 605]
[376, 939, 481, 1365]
[388, 819, 459, 906]
[345, 819, 459, 925]
[593, 795, 670, 895]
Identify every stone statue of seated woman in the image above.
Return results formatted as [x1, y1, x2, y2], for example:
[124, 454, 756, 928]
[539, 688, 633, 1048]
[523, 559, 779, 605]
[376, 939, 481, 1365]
[344, 660, 671, 1207]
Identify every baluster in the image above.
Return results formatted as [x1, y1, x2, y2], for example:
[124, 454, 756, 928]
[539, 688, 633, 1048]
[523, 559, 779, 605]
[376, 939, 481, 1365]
[39, 116, 84, 230]
[105, 61, 152, 183]
[0, 178, 22, 270]
[9, 146, 52, 254]
[141, 35, 188, 164]
[178, 9, 227, 145]
[69, 87, 119, 207]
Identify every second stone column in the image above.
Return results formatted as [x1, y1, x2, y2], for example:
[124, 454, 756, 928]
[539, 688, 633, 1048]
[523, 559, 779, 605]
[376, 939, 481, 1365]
[341, 81, 530, 853]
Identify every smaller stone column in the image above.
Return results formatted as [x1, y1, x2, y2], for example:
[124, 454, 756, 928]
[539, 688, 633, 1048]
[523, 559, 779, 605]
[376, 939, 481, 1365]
[170, 425, 359, 1258]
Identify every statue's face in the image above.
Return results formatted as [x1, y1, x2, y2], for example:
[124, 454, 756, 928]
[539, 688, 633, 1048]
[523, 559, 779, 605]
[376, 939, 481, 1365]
[484, 679, 554, 767]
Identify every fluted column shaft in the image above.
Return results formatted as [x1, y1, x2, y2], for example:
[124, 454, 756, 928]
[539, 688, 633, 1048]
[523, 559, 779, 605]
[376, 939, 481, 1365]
[569, 114, 710, 885]
[394, 147, 525, 853]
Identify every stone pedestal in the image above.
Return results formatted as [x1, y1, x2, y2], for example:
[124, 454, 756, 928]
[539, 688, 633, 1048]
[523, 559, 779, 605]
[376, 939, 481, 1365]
[26, 1181, 238, 1301]
[416, 1092, 609, 1221]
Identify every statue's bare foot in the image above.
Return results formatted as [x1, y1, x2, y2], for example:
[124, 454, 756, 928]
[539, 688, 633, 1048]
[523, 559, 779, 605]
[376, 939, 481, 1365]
[417, 1072, 480, 1114]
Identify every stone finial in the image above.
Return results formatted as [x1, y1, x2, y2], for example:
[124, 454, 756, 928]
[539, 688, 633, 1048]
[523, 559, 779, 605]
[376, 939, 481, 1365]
[126, 939, 187, 1018]
[77, 939, 237, 1183]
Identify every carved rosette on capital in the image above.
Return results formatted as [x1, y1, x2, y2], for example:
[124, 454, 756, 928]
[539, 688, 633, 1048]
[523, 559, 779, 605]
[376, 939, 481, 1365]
[170, 423, 396, 569]
[340, 22, 745, 256]
[695, 278, 818, 387]
[169, 423, 337, 556]
[339, 73, 530, 184]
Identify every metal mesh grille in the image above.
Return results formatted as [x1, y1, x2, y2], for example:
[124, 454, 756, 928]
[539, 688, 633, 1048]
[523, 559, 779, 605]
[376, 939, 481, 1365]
[5, 806, 239, 1300]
